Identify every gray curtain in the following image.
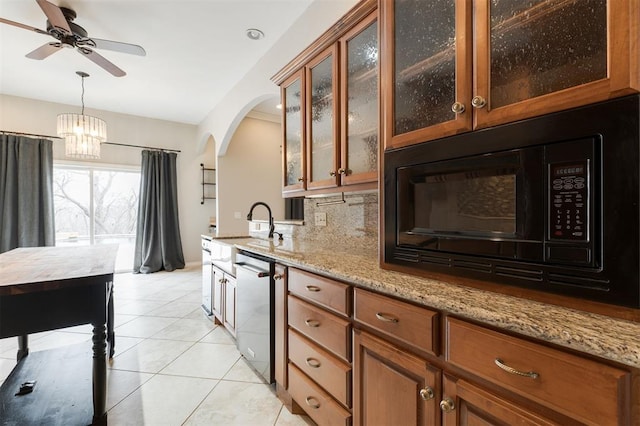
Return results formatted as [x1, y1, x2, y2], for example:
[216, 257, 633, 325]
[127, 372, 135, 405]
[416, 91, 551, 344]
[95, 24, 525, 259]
[133, 150, 185, 273]
[0, 134, 55, 253]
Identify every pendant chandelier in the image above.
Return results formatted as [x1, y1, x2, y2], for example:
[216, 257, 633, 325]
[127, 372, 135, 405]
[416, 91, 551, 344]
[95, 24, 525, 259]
[57, 71, 106, 159]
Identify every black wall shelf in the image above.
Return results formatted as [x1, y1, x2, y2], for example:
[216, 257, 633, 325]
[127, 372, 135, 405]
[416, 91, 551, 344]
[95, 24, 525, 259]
[201, 163, 216, 205]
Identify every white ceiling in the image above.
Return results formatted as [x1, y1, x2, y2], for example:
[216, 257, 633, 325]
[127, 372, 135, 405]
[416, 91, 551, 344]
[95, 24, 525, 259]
[0, 0, 313, 124]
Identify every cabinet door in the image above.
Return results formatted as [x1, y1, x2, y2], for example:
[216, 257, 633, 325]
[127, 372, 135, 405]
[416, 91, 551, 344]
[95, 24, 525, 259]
[223, 274, 236, 336]
[274, 264, 288, 388]
[212, 266, 224, 323]
[381, 0, 473, 149]
[441, 375, 559, 426]
[340, 12, 379, 186]
[282, 70, 306, 194]
[473, 0, 638, 129]
[306, 44, 340, 190]
[353, 330, 441, 426]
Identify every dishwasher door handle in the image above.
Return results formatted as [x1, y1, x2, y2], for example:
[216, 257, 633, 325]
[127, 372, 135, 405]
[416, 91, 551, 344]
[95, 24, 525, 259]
[235, 263, 270, 278]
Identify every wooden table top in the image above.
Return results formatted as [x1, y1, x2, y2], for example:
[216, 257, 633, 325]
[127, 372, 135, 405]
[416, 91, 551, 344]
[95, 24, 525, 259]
[0, 245, 118, 295]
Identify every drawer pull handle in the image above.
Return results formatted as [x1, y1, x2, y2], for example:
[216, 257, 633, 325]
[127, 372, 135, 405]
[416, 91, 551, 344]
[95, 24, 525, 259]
[306, 285, 321, 292]
[305, 357, 321, 368]
[440, 397, 455, 413]
[305, 396, 320, 409]
[494, 358, 539, 379]
[375, 312, 399, 323]
[419, 387, 434, 400]
[304, 319, 320, 328]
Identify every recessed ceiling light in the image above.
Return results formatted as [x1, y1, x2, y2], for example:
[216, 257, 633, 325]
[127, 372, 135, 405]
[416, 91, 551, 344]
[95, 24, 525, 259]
[246, 28, 265, 41]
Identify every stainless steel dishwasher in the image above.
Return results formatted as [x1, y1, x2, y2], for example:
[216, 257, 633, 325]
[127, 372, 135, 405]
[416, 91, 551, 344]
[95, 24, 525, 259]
[234, 251, 274, 384]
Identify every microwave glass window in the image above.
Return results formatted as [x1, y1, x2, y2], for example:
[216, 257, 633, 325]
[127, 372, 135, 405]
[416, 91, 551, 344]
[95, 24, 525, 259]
[412, 171, 516, 235]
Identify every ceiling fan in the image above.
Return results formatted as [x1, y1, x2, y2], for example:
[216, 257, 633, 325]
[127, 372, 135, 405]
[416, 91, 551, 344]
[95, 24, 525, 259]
[0, 0, 145, 77]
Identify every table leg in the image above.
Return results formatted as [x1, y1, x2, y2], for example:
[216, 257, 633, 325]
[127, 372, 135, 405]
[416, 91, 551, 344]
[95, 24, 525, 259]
[16, 334, 28, 361]
[91, 322, 108, 426]
[107, 282, 115, 358]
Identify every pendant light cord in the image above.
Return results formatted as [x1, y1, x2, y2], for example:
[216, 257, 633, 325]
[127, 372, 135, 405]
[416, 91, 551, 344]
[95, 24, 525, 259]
[80, 74, 85, 116]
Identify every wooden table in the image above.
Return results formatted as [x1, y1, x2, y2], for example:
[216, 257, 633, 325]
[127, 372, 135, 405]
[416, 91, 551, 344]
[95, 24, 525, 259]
[0, 245, 117, 425]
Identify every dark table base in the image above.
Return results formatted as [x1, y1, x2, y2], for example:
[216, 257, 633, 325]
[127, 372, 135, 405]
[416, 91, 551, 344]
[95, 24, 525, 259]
[0, 343, 97, 426]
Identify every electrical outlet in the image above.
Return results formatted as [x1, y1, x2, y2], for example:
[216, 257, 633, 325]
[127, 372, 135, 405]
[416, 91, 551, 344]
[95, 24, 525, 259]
[315, 212, 327, 227]
[234, 211, 242, 219]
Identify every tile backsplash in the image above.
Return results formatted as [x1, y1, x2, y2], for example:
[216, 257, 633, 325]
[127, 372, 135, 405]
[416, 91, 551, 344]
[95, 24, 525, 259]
[249, 191, 379, 249]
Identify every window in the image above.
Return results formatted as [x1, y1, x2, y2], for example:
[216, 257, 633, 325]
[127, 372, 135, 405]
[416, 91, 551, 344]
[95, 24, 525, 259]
[53, 165, 140, 272]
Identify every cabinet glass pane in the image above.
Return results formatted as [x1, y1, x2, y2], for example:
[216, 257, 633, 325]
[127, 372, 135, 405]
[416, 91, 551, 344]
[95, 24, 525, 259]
[490, 0, 607, 108]
[285, 78, 303, 186]
[346, 21, 378, 176]
[394, 0, 456, 135]
[310, 55, 334, 182]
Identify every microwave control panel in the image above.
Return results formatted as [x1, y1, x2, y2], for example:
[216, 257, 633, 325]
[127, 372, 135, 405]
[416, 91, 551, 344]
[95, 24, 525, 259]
[545, 137, 596, 267]
[549, 161, 589, 241]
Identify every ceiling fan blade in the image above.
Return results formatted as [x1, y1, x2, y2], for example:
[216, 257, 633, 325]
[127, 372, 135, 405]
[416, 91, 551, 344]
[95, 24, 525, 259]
[85, 38, 146, 56]
[0, 17, 47, 35]
[26, 42, 63, 59]
[36, 0, 71, 34]
[78, 47, 126, 77]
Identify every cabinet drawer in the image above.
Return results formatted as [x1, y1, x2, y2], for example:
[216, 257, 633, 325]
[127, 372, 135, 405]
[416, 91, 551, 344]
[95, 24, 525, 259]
[289, 364, 352, 426]
[288, 295, 351, 362]
[354, 288, 439, 356]
[289, 268, 350, 316]
[445, 317, 631, 426]
[288, 329, 351, 408]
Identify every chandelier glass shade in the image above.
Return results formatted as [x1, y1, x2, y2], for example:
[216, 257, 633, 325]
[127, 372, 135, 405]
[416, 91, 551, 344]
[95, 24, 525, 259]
[57, 71, 106, 159]
[57, 113, 107, 159]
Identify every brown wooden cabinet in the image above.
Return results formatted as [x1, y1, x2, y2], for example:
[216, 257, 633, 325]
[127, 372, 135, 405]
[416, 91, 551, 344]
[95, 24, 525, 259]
[274, 266, 636, 425]
[353, 330, 441, 426]
[275, 0, 378, 197]
[381, 0, 640, 150]
[444, 317, 632, 426]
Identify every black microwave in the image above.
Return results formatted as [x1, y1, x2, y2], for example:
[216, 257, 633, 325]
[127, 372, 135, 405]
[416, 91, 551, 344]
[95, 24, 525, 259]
[384, 95, 640, 308]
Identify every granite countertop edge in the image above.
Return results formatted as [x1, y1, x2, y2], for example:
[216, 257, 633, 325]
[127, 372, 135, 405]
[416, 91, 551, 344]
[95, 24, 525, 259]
[212, 236, 640, 369]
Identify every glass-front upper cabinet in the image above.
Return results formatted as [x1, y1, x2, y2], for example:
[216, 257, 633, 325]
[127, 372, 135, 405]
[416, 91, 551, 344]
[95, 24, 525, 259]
[282, 70, 305, 194]
[381, 0, 473, 149]
[473, 0, 636, 129]
[340, 12, 379, 186]
[306, 45, 339, 191]
[382, 0, 639, 149]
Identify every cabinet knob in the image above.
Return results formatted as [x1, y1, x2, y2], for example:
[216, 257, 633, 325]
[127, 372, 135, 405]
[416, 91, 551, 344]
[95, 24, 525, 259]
[298, 177, 305, 182]
[451, 102, 466, 114]
[419, 387, 434, 401]
[338, 168, 347, 175]
[440, 397, 455, 413]
[471, 95, 487, 109]
[329, 171, 337, 177]
[273, 273, 284, 280]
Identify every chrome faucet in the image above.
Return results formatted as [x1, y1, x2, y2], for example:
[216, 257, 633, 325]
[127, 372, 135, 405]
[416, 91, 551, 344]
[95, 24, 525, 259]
[246, 201, 283, 240]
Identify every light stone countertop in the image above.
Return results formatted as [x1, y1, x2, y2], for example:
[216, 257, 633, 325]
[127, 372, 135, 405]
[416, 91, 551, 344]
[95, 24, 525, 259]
[211, 236, 640, 369]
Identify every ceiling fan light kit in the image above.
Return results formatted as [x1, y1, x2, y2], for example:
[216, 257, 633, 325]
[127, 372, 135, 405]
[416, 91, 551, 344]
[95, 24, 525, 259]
[57, 71, 106, 159]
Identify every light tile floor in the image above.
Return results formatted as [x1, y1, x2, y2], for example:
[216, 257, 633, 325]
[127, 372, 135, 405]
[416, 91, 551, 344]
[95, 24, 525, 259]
[0, 264, 310, 425]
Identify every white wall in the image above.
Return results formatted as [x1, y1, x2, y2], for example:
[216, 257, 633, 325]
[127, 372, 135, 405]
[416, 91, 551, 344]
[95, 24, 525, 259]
[216, 115, 283, 234]
[0, 94, 215, 264]
[197, 0, 358, 156]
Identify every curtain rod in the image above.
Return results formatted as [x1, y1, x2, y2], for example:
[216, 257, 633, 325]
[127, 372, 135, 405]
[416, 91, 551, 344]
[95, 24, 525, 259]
[1, 130, 181, 153]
